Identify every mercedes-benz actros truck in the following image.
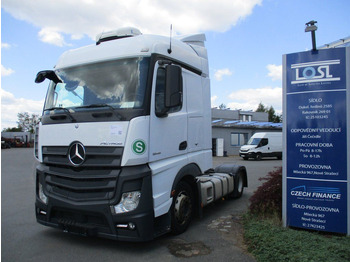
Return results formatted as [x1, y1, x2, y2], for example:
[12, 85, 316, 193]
[34, 27, 247, 241]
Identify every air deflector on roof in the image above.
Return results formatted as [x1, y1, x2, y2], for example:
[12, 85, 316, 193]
[96, 27, 142, 45]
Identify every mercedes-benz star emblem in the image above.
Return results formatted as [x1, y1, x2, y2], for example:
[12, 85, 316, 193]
[68, 142, 86, 166]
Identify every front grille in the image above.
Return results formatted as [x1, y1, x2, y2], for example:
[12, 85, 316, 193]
[40, 146, 123, 201]
[44, 166, 120, 201]
[42, 146, 123, 167]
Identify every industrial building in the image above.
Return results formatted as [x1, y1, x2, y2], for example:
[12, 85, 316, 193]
[211, 108, 282, 156]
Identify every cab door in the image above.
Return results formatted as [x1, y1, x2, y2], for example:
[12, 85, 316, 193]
[149, 62, 187, 162]
[259, 138, 269, 155]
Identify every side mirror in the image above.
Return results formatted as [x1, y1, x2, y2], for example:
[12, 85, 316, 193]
[35, 72, 46, 83]
[35, 70, 62, 84]
[165, 65, 182, 108]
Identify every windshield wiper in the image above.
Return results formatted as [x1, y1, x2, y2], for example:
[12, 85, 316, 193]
[44, 107, 76, 122]
[76, 104, 124, 120]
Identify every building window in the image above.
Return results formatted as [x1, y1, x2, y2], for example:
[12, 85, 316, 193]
[231, 133, 247, 146]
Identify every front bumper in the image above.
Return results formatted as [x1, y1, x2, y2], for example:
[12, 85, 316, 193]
[35, 164, 155, 242]
[36, 199, 154, 241]
[239, 151, 256, 158]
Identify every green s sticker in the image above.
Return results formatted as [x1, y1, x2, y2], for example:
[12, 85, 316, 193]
[132, 140, 146, 155]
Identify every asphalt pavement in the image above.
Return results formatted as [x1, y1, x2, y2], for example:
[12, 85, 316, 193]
[2, 148, 281, 261]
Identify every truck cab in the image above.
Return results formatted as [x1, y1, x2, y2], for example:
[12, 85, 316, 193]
[34, 27, 247, 241]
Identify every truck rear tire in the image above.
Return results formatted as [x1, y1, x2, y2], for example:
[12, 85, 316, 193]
[231, 171, 244, 199]
[171, 181, 194, 235]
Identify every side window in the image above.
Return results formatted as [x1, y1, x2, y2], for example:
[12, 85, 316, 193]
[260, 138, 268, 147]
[155, 67, 181, 116]
[155, 68, 166, 114]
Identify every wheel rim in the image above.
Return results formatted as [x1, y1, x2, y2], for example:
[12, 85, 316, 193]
[174, 191, 191, 225]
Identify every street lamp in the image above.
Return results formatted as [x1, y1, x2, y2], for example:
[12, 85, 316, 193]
[305, 20, 318, 51]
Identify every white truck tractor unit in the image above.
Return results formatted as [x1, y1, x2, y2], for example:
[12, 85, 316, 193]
[34, 27, 247, 241]
[239, 132, 282, 160]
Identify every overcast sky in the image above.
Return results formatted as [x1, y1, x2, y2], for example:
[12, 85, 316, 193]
[1, 0, 349, 128]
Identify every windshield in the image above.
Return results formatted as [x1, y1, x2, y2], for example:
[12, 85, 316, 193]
[44, 57, 150, 111]
[247, 137, 261, 145]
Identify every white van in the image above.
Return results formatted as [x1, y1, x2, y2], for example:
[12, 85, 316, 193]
[239, 132, 282, 160]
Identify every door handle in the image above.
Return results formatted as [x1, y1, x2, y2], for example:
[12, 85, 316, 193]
[179, 141, 187, 150]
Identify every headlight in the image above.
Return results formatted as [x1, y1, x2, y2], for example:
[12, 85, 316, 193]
[112, 191, 141, 214]
[38, 183, 48, 204]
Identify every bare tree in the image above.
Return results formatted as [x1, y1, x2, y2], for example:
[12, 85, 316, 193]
[16, 112, 41, 133]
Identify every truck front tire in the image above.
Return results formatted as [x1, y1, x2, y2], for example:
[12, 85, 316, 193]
[171, 181, 194, 235]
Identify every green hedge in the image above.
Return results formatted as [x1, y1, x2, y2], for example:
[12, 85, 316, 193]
[244, 167, 350, 262]
[243, 215, 350, 262]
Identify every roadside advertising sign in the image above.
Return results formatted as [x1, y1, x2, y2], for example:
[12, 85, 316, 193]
[283, 47, 349, 234]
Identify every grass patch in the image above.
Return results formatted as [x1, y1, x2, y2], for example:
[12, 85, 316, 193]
[243, 214, 350, 262]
